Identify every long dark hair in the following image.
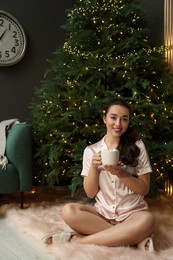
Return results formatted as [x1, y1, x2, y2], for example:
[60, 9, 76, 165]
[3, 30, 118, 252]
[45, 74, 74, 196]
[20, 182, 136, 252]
[103, 98, 140, 166]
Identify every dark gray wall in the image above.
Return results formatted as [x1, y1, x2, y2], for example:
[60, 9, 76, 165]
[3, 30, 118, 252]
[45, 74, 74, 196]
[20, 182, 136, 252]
[141, 0, 164, 46]
[0, 0, 164, 121]
[0, 0, 75, 121]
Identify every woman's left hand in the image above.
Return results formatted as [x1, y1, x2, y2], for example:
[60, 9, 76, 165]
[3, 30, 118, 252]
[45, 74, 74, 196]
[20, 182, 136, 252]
[104, 161, 124, 177]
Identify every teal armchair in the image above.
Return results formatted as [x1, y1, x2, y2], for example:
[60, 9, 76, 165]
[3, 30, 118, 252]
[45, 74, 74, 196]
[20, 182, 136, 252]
[0, 123, 33, 208]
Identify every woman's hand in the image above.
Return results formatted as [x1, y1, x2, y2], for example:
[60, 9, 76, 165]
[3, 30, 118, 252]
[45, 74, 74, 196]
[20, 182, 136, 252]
[91, 152, 102, 168]
[83, 152, 101, 198]
[104, 161, 150, 196]
[103, 161, 123, 177]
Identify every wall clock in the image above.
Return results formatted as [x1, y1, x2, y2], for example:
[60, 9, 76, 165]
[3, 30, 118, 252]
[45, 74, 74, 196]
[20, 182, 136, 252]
[0, 10, 27, 67]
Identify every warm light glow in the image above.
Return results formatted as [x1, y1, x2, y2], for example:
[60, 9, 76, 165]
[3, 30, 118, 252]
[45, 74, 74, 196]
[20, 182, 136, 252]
[164, 0, 173, 71]
[165, 179, 173, 196]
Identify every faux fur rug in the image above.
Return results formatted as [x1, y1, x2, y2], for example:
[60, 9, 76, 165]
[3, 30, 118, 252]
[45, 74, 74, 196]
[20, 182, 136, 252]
[0, 187, 173, 260]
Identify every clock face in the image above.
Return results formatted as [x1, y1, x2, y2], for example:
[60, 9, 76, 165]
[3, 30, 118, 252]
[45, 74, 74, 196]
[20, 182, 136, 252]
[0, 10, 27, 66]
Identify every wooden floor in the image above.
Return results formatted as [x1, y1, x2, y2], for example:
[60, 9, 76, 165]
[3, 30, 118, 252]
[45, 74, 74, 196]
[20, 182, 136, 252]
[0, 186, 71, 205]
[0, 186, 71, 260]
[0, 217, 56, 260]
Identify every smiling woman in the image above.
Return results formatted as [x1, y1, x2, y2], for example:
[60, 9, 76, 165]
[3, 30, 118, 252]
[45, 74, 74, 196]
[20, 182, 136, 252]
[0, 10, 27, 67]
[40, 98, 155, 250]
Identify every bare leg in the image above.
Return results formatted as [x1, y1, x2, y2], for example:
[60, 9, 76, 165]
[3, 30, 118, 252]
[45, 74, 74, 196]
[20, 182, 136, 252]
[61, 202, 155, 247]
[62, 202, 113, 234]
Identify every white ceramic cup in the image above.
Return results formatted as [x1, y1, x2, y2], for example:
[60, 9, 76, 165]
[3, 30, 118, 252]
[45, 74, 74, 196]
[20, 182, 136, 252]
[101, 149, 119, 166]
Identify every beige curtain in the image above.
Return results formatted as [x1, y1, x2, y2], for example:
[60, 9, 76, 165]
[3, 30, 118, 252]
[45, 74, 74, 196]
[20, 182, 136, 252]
[164, 0, 173, 72]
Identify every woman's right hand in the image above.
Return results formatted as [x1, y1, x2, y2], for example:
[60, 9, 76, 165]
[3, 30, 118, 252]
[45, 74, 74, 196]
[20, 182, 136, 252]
[91, 152, 102, 168]
[84, 152, 101, 198]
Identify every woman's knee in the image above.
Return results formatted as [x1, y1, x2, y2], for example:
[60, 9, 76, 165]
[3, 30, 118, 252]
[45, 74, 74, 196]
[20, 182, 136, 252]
[144, 212, 155, 225]
[61, 203, 75, 218]
[138, 211, 155, 233]
[61, 202, 80, 222]
[128, 211, 155, 235]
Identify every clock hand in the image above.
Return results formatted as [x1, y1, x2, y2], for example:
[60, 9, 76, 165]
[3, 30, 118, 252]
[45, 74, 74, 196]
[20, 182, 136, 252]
[0, 29, 7, 40]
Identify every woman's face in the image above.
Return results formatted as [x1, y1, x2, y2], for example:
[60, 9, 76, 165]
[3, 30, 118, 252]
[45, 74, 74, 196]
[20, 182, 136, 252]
[103, 104, 130, 138]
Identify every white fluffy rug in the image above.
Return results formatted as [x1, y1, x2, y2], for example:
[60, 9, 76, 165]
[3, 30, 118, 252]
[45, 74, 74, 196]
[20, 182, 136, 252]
[0, 188, 173, 260]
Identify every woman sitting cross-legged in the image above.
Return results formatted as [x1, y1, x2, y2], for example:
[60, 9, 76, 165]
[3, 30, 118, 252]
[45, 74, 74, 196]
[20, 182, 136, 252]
[42, 98, 155, 252]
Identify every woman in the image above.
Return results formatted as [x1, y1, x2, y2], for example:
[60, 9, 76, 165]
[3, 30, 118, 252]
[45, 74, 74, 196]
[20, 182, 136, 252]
[42, 98, 155, 251]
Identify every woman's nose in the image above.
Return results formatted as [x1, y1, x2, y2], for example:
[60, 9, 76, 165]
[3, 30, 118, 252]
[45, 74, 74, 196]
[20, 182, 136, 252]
[116, 119, 121, 126]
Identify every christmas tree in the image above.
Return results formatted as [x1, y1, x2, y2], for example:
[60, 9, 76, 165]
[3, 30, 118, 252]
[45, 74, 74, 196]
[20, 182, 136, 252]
[30, 0, 173, 196]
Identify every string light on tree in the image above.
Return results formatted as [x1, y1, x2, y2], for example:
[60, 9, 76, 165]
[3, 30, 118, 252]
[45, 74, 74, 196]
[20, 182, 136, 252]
[30, 0, 173, 195]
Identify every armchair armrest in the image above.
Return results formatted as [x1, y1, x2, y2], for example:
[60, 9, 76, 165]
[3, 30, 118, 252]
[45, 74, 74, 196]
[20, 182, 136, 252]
[6, 123, 33, 191]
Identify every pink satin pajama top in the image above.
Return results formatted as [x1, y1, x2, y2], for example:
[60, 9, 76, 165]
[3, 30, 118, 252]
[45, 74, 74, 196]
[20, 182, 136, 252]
[81, 137, 152, 222]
